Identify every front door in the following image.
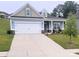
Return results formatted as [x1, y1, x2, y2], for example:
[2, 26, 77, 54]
[44, 21, 50, 32]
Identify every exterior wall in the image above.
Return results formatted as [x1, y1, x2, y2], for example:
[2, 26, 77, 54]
[14, 9, 26, 16]
[10, 17, 65, 33]
[14, 7, 40, 17]
[31, 10, 39, 17]
[10, 17, 44, 31]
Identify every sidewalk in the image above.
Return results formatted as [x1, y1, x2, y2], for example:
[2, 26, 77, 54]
[67, 49, 79, 55]
[0, 52, 8, 57]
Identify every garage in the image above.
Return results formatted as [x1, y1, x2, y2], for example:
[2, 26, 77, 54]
[14, 21, 42, 33]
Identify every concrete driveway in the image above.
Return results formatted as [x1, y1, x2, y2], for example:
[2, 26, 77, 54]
[8, 34, 79, 57]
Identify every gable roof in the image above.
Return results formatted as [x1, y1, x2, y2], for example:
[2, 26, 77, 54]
[11, 3, 42, 17]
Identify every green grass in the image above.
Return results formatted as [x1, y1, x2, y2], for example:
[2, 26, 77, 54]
[48, 34, 79, 49]
[0, 18, 13, 52]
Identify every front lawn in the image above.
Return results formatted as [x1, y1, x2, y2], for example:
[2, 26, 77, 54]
[0, 19, 14, 52]
[48, 34, 79, 49]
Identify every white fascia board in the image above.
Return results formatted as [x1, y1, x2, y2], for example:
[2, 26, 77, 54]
[44, 18, 66, 21]
[11, 17, 44, 21]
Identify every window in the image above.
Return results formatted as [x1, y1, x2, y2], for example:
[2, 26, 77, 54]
[53, 22, 61, 30]
[26, 8, 31, 16]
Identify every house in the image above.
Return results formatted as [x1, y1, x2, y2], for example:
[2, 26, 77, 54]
[0, 11, 9, 19]
[10, 3, 66, 34]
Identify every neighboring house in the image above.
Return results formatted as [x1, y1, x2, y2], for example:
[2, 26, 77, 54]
[10, 3, 66, 34]
[0, 11, 9, 19]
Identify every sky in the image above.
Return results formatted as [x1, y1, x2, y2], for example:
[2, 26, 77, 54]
[0, 1, 79, 14]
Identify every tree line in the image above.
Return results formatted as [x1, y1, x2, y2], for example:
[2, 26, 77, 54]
[51, 1, 78, 18]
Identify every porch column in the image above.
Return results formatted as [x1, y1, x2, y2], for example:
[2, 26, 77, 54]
[10, 19, 12, 30]
[49, 21, 51, 31]
[62, 21, 64, 30]
[51, 21, 53, 33]
[42, 21, 44, 31]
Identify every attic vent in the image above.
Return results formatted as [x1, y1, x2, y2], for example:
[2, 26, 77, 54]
[26, 8, 31, 16]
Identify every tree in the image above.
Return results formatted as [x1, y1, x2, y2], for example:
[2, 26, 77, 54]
[52, 4, 64, 17]
[52, 1, 77, 18]
[63, 1, 77, 18]
[55, 4, 64, 17]
[64, 12, 77, 42]
[51, 8, 57, 17]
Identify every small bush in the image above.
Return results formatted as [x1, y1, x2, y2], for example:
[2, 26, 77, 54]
[7, 30, 15, 35]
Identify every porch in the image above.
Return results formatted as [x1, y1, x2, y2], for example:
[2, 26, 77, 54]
[42, 21, 65, 34]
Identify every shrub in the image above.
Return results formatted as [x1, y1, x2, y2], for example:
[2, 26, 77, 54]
[7, 30, 15, 35]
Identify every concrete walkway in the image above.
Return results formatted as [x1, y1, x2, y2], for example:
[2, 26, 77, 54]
[0, 52, 8, 57]
[67, 49, 79, 54]
[7, 34, 79, 57]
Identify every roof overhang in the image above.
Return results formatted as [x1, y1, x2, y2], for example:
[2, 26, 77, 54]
[11, 16, 66, 21]
[10, 16, 44, 21]
[11, 16, 43, 19]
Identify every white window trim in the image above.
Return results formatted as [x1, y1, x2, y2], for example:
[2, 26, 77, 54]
[12, 21, 15, 29]
[26, 8, 31, 16]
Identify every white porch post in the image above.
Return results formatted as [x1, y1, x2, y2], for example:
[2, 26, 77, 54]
[62, 21, 64, 30]
[10, 18, 12, 30]
[49, 21, 51, 31]
[42, 21, 44, 31]
[51, 21, 53, 33]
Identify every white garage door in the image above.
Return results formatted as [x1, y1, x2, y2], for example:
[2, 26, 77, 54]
[15, 21, 42, 33]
